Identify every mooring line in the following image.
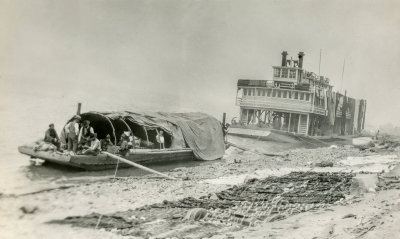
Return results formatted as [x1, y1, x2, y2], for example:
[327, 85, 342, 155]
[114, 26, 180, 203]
[113, 158, 120, 179]
[94, 214, 103, 229]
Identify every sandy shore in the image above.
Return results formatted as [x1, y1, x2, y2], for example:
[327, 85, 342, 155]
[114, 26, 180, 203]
[1, 136, 400, 239]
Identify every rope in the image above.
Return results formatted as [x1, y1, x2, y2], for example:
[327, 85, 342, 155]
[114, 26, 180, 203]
[94, 214, 103, 229]
[113, 158, 120, 179]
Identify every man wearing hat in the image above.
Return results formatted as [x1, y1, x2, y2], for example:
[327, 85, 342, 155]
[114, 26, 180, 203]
[44, 123, 60, 149]
[100, 134, 114, 151]
[118, 134, 131, 156]
[82, 133, 101, 155]
[65, 115, 81, 153]
[78, 120, 94, 148]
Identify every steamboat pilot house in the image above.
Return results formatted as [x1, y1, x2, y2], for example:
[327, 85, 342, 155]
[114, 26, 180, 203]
[235, 51, 332, 136]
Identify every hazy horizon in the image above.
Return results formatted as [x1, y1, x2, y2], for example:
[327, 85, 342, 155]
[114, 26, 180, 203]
[1, 0, 400, 128]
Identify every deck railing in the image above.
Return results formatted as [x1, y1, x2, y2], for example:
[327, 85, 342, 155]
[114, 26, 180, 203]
[239, 96, 326, 115]
[336, 109, 352, 119]
[236, 97, 242, 106]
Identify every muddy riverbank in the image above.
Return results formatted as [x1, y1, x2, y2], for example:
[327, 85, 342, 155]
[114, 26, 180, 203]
[1, 137, 400, 238]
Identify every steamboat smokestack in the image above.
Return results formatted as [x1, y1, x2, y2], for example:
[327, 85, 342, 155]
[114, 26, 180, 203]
[281, 51, 288, 67]
[298, 52, 305, 68]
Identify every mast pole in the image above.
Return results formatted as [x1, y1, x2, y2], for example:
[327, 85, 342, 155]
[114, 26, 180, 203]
[340, 58, 345, 93]
[318, 49, 322, 76]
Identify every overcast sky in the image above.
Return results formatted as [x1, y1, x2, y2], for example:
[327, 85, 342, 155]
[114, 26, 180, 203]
[1, 0, 399, 127]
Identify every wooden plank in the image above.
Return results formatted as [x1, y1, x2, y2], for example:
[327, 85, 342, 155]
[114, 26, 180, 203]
[103, 152, 177, 180]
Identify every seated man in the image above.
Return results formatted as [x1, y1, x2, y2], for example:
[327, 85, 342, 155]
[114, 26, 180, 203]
[82, 133, 101, 156]
[118, 134, 131, 156]
[100, 134, 114, 151]
[127, 135, 135, 149]
[78, 120, 94, 148]
[44, 123, 60, 150]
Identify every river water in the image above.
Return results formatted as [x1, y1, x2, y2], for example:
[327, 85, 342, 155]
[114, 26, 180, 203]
[0, 80, 221, 195]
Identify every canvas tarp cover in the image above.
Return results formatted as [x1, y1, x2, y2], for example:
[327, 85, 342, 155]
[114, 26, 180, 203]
[93, 111, 225, 161]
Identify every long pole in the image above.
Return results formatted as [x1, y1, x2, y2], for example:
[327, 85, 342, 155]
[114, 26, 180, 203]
[340, 58, 345, 93]
[341, 90, 347, 135]
[318, 49, 322, 76]
[103, 152, 177, 180]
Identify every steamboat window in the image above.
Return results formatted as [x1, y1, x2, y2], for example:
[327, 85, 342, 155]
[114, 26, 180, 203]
[267, 89, 272, 97]
[274, 68, 281, 77]
[306, 94, 310, 101]
[288, 91, 291, 98]
[273, 90, 277, 97]
[243, 89, 247, 96]
[277, 90, 281, 98]
[281, 69, 288, 78]
[289, 69, 296, 78]
[283, 91, 287, 98]
[294, 92, 298, 99]
[262, 90, 266, 96]
[257, 89, 261, 96]
[300, 93, 304, 100]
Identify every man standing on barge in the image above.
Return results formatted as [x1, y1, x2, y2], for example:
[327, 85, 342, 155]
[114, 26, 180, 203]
[65, 115, 81, 153]
[156, 130, 165, 149]
[78, 120, 94, 147]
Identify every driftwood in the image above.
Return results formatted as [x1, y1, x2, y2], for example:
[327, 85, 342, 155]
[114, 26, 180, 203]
[2, 185, 77, 198]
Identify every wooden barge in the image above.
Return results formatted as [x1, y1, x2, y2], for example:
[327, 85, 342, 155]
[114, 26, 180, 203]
[18, 146, 194, 171]
[18, 111, 225, 170]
